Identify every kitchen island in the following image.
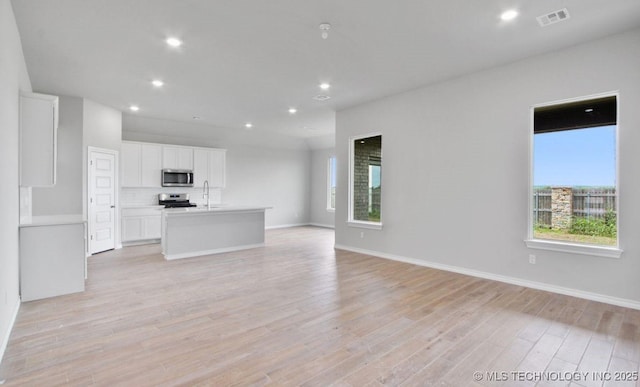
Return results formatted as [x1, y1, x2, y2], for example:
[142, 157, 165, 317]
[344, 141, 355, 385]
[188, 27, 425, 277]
[161, 206, 270, 260]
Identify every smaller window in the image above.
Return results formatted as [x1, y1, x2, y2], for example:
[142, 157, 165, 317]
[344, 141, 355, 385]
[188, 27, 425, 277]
[349, 134, 382, 228]
[327, 156, 336, 211]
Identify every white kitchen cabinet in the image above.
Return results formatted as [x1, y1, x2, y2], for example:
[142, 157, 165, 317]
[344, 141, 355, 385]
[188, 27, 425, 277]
[121, 141, 162, 187]
[121, 142, 141, 187]
[141, 144, 162, 186]
[193, 148, 226, 187]
[20, 92, 59, 187]
[121, 207, 163, 242]
[162, 146, 193, 170]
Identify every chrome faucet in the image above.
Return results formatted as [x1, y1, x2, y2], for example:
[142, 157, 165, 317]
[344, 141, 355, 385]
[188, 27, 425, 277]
[203, 180, 210, 209]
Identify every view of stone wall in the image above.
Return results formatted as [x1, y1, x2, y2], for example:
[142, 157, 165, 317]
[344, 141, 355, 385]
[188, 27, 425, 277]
[551, 187, 572, 229]
[353, 135, 381, 221]
[533, 186, 616, 230]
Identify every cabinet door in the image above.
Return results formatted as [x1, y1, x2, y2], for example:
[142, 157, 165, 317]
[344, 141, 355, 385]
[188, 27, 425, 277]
[208, 149, 226, 187]
[144, 216, 162, 239]
[178, 148, 194, 170]
[121, 142, 142, 187]
[162, 146, 178, 169]
[162, 146, 193, 170]
[193, 148, 209, 187]
[122, 217, 143, 241]
[20, 93, 58, 187]
[140, 144, 162, 187]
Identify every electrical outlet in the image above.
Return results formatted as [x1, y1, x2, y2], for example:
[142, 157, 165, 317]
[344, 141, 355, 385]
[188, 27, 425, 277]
[360, 232, 364, 239]
[529, 254, 536, 264]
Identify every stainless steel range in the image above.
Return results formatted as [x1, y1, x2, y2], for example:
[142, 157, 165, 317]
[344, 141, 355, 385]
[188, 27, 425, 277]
[158, 193, 197, 208]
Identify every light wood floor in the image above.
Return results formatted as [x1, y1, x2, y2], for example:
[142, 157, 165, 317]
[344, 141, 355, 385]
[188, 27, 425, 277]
[1, 226, 639, 386]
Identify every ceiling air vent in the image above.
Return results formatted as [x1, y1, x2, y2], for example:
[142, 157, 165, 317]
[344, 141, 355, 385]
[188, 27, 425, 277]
[313, 94, 331, 101]
[537, 8, 570, 27]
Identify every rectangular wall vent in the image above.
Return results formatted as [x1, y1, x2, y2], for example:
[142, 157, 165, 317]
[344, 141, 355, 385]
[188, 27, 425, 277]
[537, 8, 570, 27]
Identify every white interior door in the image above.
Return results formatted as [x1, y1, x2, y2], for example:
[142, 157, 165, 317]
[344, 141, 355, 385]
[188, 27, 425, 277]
[89, 149, 116, 254]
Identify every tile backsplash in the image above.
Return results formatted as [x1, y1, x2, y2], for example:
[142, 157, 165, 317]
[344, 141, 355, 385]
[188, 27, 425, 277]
[121, 187, 222, 206]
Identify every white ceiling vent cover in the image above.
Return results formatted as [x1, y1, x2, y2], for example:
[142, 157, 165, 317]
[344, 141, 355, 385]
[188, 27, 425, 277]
[537, 8, 570, 27]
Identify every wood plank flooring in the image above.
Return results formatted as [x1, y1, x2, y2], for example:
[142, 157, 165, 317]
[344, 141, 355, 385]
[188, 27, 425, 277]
[1, 226, 639, 386]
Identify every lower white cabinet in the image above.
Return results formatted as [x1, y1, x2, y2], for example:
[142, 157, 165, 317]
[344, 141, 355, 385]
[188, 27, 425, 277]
[121, 207, 163, 242]
[20, 221, 85, 301]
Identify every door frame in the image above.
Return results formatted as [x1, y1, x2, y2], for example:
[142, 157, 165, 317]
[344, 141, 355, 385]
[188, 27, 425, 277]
[87, 146, 120, 255]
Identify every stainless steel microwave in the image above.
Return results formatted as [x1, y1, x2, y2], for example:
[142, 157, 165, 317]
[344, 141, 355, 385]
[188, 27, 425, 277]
[161, 169, 194, 187]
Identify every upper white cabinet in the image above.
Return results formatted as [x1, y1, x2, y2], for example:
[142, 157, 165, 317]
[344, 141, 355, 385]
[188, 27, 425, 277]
[121, 141, 225, 188]
[121, 141, 162, 187]
[162, 146, 193, 170]
[193, 148, 226, 187]
[20, 92, 59, 187]
[121, 142, 141, 187]
[141, 144, 162, 186]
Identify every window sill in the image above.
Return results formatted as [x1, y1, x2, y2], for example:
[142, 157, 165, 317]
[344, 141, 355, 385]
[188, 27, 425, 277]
[524, 239, 622, 259]
[348, 220, 383, 230]
[326, 208, 335, 213]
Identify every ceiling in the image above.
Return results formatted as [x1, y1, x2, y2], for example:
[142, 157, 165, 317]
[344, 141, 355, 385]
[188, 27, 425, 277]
[11, 0, 640, 139]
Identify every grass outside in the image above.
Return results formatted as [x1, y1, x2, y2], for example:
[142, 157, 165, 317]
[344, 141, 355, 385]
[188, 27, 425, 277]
[534, 228, 616, 246]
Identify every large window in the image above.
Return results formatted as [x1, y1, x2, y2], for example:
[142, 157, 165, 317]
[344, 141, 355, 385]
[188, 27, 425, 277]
[349, 134, 382, 228]
[530, 95, 619, 253]
[327, 156, 336, 211]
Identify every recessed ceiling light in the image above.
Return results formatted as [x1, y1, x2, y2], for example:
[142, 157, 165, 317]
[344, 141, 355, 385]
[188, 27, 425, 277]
[192, 116, 201, 120]
[288, 108, 298, 114]
[129, 105, 139, 112]
[585, 108, 594, 113]
[166, 37, 182, 47]
[319, 82, 331, 90]
[245, 123, 253, 129]
[500, 10, 519, 21]
[151, 80, 164, 87]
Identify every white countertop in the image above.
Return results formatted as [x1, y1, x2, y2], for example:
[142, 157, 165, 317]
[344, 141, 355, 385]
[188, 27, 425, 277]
[20, 214, 86, 227]
[162, 206, 271, 216]
[120, 204, 166, 209]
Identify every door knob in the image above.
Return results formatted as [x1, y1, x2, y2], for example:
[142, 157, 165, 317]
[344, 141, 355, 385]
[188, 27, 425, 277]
[110, 205, 115, 208]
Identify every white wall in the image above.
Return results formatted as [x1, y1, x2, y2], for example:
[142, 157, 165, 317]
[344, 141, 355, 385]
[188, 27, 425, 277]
[32, 96, 83, 215]
[83, 99, 122, 152]
[0, 0, 32, 362]
[122, 116, 311, 228]
[335, 29, 640, 306]
[309, 148, 335, 228]
[81, 99, 122, 223]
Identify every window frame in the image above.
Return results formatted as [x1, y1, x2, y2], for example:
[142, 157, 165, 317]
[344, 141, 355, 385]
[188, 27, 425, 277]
[348, 133, 383, 230]
[327, 156, 336, 212]
[525, 92, 622, 258]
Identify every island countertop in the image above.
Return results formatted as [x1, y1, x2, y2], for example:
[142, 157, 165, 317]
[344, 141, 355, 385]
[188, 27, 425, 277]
[162, 205, 272, 216]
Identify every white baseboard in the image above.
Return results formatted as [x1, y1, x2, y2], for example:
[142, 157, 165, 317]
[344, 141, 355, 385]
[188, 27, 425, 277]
[334, 244, 640, 311]
[164, 243, 265, 260]
[309, 223, 335, 229]
[265, 223, 309, 230]
[121, 239, 160, 247]
[0, 297, 20, 366]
